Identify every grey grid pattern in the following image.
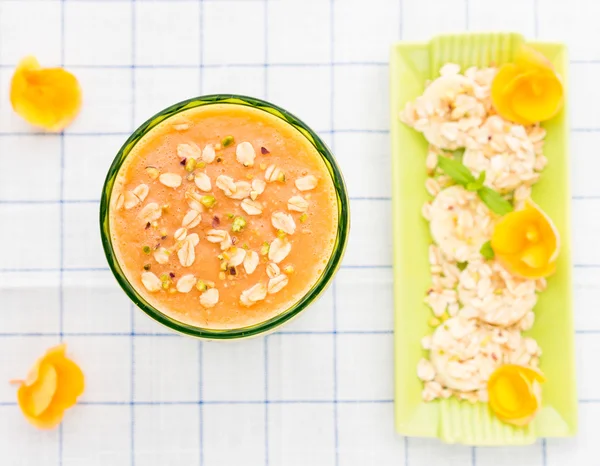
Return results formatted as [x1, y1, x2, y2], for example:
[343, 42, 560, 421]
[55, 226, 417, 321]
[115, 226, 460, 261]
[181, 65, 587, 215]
[0, 0, 599, 464]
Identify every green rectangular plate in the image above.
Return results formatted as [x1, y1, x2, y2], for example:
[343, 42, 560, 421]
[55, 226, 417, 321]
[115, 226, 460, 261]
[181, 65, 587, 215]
[390, 33, 577, 445]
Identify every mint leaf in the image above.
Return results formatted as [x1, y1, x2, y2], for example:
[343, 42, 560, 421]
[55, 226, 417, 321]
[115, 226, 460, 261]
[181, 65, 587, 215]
[436, 157, 512, 215]
[476, 171, 485, 185]
[480, 241, 495, 260]
[466, 171, 486, 192]
[437, 156, 476, 186]
[478, 187, 514, 215]
[451, 149, 465, 162]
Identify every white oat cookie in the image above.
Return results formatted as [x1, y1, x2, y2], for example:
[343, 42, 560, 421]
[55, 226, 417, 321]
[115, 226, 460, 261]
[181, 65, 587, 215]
[428, 185, 495, 263]
[457, 260, 538, 328]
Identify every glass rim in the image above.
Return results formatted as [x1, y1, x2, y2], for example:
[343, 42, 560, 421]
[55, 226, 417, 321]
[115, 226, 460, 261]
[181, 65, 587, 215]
[99, 94, 350, 340]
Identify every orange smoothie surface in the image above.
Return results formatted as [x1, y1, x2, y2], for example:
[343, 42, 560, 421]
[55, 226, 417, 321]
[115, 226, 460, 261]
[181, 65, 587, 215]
[110, 104, 339, 329]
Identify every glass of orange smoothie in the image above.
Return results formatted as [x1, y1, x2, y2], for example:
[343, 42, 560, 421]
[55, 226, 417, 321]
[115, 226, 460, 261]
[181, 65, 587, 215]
[100, 95, 349, 339]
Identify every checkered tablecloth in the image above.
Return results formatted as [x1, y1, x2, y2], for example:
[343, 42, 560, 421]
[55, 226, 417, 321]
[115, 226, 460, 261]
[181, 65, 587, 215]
[0, 0, 599, 464]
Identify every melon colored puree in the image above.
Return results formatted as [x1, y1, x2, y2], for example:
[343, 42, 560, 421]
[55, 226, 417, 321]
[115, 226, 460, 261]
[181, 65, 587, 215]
[110, 104, 338, 330]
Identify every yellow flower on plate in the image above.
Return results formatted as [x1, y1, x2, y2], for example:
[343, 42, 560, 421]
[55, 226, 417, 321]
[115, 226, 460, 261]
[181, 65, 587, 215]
[488, 364, 545, 426]
[491, 45, 563, 125]
[13, 344, 84, 429]
[10, 56, 82, 132]
[490, 199, 560, 279]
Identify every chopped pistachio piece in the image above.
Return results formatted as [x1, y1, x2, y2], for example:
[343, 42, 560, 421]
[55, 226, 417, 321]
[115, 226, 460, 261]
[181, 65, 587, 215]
[222, 135, 235, 147]
[283, 265, 295, 274]
[159, 274, 172, 290]
[277, 230, 287, 239]
[185, 158, 197, 172]
[226, 213, 235, 219]
[220, 261, 229, 271]
[196, 280, 207, 292]
[145, 166, 160, 180]
[201, 195, 217, 209]
[231, 216, 247, 232]
[260, 242, 270, 256]
[143, 264, 151, 271]
[142, 246, 151, 254]
[428, 317, 440, 327]
[299, 213, 308, 223]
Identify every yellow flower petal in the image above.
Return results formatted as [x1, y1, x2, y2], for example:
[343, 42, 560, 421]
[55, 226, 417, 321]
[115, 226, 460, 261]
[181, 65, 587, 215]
[491, 45, 564, 124]
[491, 64, 534, 126]
[20, 398, 68, 430]
[509, 70, 563, 123]
[520, 243, 550, 269]
[490, 208, 533, 255]
[491, 199, 560, 279]
[42, 343, 85, 409]
[488, 364, 545, 426]
[14, 343, 84, 429]
[17, 362, 58, 417]
[10, 56, 82, 132]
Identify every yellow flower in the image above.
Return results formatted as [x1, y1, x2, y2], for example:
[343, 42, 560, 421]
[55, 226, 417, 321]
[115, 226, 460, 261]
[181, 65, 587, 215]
[10, 56, 82, 132]
[13, 344, 84, 429]
[491, 199, 559, 279]
[488, 364, 545, 426]
[491, 45, 563, 125]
